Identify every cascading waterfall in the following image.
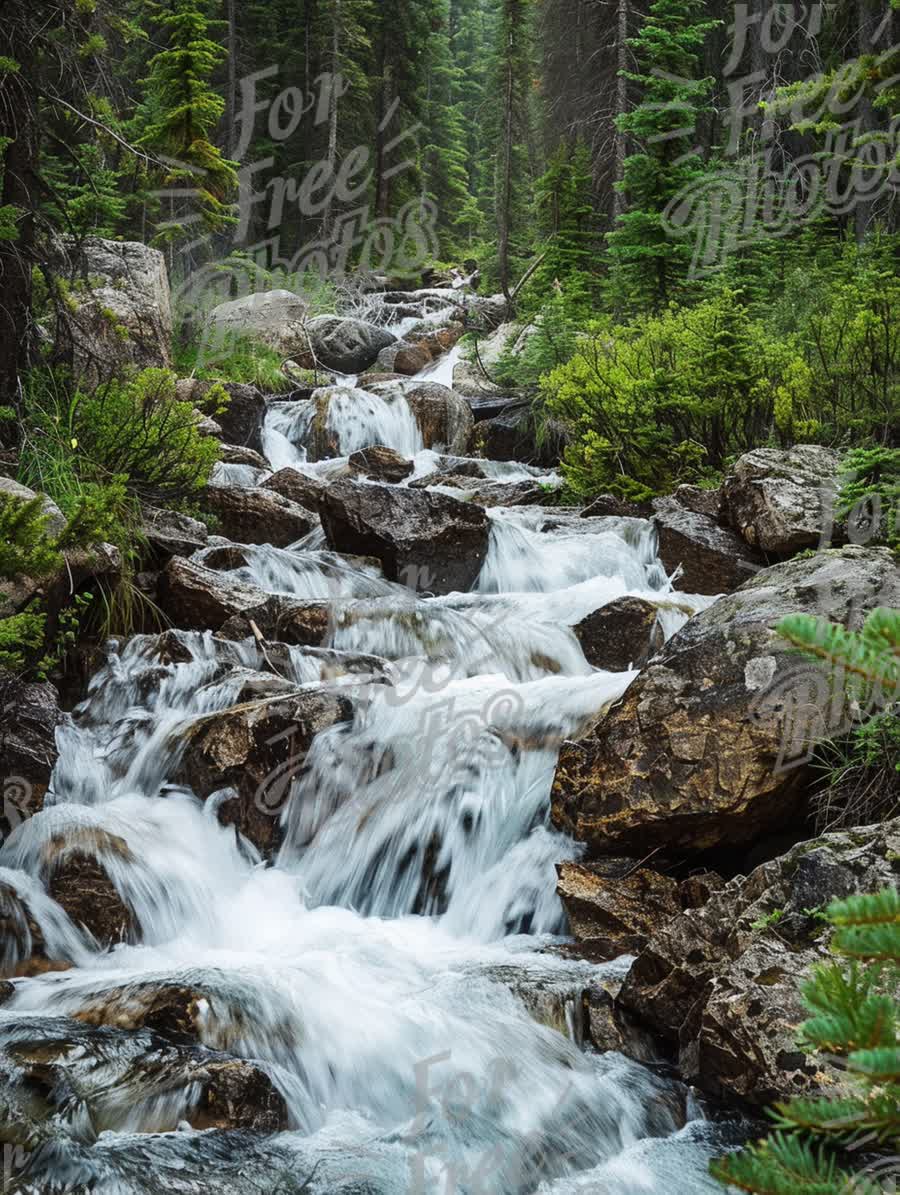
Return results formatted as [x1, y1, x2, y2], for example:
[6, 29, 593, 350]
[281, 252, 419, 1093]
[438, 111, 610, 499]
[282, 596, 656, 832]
[0, 288, 743, 1194]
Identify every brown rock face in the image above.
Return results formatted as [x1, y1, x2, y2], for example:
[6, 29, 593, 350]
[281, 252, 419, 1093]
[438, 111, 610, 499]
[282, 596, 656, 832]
[202, 485, 315, 547]
[616, 818, 900, 1105]
[381, 380, 473, 455]
[551, 547, 900, 859]
[177, 687, 355, 857]
[263, 467, 326, 511]
[0, 673, 62, 832]
[722, 446, 843, 557]
[652, 498, 762, 594]
[158, 557, 266, 631]
[557, 861, 680, 959]
[320, 480, 489, 595]
[375, 340, 432, 375]
[43, 829, 137, 948]
[574, 597, 665, 672]
[348, 444, 414, 484]
[216, 383, 269, 454]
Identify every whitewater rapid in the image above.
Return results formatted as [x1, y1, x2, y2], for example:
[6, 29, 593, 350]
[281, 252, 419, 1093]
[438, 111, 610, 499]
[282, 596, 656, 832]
[0, 300, 740, 1193]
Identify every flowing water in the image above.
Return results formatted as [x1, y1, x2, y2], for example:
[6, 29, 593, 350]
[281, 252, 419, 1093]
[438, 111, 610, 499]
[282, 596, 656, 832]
[0, 290, 741, 1192]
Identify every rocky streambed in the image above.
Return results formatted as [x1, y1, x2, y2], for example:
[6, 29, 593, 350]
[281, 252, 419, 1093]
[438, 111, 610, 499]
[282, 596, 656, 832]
[1, 265, 896, 1193]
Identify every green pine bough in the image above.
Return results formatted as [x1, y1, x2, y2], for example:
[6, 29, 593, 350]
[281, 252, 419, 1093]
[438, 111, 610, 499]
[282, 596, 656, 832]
[711, 889, 900, 1194]
[777, 608, 900, 709]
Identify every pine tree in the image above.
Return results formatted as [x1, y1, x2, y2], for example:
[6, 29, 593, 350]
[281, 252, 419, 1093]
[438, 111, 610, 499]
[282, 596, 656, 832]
[606, 0, 718, 310]
[533, 140, 599, 296]
[712, 888, 900, 1195]
[136, 0, 238, 251]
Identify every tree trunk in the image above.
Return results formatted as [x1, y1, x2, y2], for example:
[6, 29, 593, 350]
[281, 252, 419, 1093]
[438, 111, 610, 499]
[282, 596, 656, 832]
[323, 0, 341, 237]
[497, 23, 515, 299]
[225, 0, 237, 157]
[614, 0, 629, 219]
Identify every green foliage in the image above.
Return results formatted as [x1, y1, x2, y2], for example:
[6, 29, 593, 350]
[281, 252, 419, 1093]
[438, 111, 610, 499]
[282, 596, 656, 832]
[492, 285, 590, 388]
[839, 448, 900, 549]
[777, 607, 900, 710]
[0, 609, 47, 674]
[541, 288, 809, 499]
[712, 889, 900, 1194]
[176, 335, 289, 393]
[814, 709, 900, 833]
[532, 143, 600, 297]
[606, 0, 719, 310]
[0, 495, 62, 581]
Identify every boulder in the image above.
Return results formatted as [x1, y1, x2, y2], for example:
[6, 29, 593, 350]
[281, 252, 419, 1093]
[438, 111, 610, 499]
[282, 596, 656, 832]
[177, 686, 355, 857]
[204, 289, 310, 357]
[348, 444, 414, 484]
[672, 484, 722, 520]
[374, 340, 432, 375]
[722, 446, 843, 556]
[51, 237, 173, 385]
[574, 597, 666, 672]
[158, 557, 268, 631]
[219, 443, 270, 469]
[551, 546, 900, 860]
[471, 405, 567, 468]
[319, 480, 489, 595]
[43, 828, 137, 947]
[263, 467, 325, 511]
[0, 673, 63, 831]
[557, 861, 680, 960]
[370, 380, 474, 455]
[410, 474, 549, 508]
[141, 508, 209, 559]
[653, 498, 762, 595]
[300, 315, 396, 374]
[617, 817, 900, 1104]
[201, 485, 315, 547]
[216, 383, 269, 453]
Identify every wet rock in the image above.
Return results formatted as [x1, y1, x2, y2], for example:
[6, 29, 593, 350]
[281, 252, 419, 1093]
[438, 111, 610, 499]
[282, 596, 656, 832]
[320, 480, 489, 595]
[617, 817, 900, 1104]
[216, 383, 269, 453]
[0, 981, 12, 1005]
[410, 473, 548, 507]
[204, 289, 310, 358]
[471, 404, 566, 468]
[178, 686, 356, 857]
[141, 507, 209, 559]
[49, 237, 173, 385]
[551, 547, 900, 859]
[581, 494, 653, 520]
[557, 861, 680, 960]
[722, 446, 843, 556]
[348, 445, 414, 484]
[219, 443, 270, 469]
[1, 1017, 288, 1134]
[219, 597, 334, 648]
[158, 557, 268, 631]
[263, 466, 326, 511]
[368, 379, 474, 455]
[0, 673, 63, 826]
[574, 597, 665, 672]
[202, 486, 315, 547]
[374, 340, 432, 375]
[0, 879, 50, 977]
[300, 315, 396, 374]
[653, 498, 762, 594]
[587, 986, 660, 1063]
[672, 485, 722, 520]
[42, 828, 137, 947]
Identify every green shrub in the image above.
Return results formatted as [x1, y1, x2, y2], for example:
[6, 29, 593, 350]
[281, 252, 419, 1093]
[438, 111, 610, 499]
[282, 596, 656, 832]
[176, 334, 289, 394]
[712, 889, 900, 1194]
[540, 288, 809, 500]
[0, 494, 62, 580]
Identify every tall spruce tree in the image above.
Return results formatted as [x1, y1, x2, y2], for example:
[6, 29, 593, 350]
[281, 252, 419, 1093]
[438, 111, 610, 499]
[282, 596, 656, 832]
[606, 0, 718, 310]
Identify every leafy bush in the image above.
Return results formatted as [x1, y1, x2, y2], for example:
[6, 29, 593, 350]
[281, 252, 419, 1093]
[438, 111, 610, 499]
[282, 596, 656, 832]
[712, 888, 900, 1194]
[540, 288, 810, 500]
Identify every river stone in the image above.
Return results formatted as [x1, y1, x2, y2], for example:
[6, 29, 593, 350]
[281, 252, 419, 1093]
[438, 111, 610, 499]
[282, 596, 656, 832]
[141, 507, 209, 559]
[369, 380, 474, 455]
[219, 443, 270, 469]
[348, 445, 414, 484]
[652, 498, 762, 594]
[410, 473, 547, 507]
[50, 237, 173, 385]
[581, 494, 653, 520]
[375, 340, 432, 375]
[263, 467, 326, 511]
[158, 557, 268, 631]
[557, 861, 680, 960]
[216, 383, 269, 453]
[300, 315, 396, 374]
[672, 484, 723, 520]
[722, 445, 843, 556]
[0, 672, 62, 832]
[319, 480, 489, 595]
[204, 289, 310, 357]
[616, 817, 900, 1104]
[177, 686, 356, 857]
[551, 546, 900, 859]
[43, 828, 138, 947]
[201, 485, 315, 547]
[574, 597, 665, 672]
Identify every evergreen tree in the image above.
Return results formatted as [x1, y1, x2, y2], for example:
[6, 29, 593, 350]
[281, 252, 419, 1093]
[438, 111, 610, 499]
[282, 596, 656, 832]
[533, 140, 599, 297]
[136, 0, 238, 252]
[606, 0, 718, 310]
